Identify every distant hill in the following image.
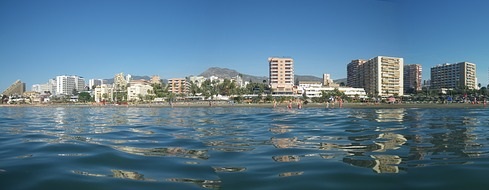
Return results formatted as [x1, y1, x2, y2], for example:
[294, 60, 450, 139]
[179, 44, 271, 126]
[199, 67, 323, 84]
[199, 67, 268, 83]
[102, 67, 341, 85]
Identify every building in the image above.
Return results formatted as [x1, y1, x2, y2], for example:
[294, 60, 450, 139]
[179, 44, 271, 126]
[150, 75, 161, 84]
[268, 57, 294, 95]
[94, 84, 114, 103]
[347, 59, 366, 88]
[127, 80, 154, 101]
[188, 76, 206, 88]
[55, 75, 85, 95]
[32, 79, 57, 95]
[89, 79, 105, 90]
[430, 62, 477, 90]
[403, 64, 422, 93]
[348, 56, 404, 97]
[168, 78, 188, 94]
[114, 73, 128, 91]
[323, 74, 339, 87]
[302, 86, 367, 99]
[2, 80, 26, 96]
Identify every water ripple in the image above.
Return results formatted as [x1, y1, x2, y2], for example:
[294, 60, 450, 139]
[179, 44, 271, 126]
[2, 106, 489, 189]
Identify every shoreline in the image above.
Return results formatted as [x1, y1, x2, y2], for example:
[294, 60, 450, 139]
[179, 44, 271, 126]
[1, 102, 487, 109]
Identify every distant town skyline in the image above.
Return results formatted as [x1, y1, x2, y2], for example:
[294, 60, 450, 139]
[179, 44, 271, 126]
[1, 0, 489, 91]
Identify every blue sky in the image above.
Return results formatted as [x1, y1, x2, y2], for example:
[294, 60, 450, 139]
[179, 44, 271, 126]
[1, 0, 488, 91]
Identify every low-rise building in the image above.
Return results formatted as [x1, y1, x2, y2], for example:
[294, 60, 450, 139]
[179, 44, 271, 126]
[127, 80, 154, 101]
[303, 86, 367, 99]
[94, 84, 114, 103]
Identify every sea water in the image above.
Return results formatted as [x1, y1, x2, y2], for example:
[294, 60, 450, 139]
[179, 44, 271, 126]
[1, 106, 489, 189]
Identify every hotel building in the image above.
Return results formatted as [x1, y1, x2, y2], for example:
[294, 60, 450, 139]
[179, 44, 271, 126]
[403, 64, 422, 92]
[268, 57, 294, 95]
[347, 56, 404, 97]
[55, 75, 85, 95]
[430, 62, 476, 90]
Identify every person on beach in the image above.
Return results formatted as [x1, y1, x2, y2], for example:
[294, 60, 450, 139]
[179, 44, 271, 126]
[273, 99, 277, 108]
[287, 100, 292, 109]
[331, 96, 335, 108]
[338, 97, 343, 108]
[297, 99, 302, 109]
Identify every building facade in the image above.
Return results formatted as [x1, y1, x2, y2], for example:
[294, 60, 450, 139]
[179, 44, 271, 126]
[348, 56, 403, 97]
[89, 79, 104, 90]
[347, 59, 366, 88]
[94, 84, 114, 103]
[127, 82, 154, 101]
[2, 80, 26, 96]
[302, 86, 367, 99]
[323, 74, 339, 87]
[268, 57, 294, 95]
[55, 75, 85, 95]
[430, 62, 477, 90]
[403, 64, 422, 93]
[168, 78, 188, 94]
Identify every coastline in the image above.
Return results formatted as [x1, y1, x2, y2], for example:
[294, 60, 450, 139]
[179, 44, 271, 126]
[1, 102, 487, 109]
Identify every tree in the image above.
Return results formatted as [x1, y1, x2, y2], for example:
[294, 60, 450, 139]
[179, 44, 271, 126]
[78, 92, 92, 102]
[72, 88, 79, 96]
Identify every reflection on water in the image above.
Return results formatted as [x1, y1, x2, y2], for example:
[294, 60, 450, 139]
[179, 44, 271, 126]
[166, 178, 222, 189]
[112, 146, 209, 159]
[1, 107, 489, 189]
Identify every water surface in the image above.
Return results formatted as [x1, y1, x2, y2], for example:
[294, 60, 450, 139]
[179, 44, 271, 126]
[1, 106, 489, 189]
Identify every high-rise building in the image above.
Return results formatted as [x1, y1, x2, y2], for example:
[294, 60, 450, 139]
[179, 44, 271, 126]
[430, 62, 476, 90]
[268, 57, 294, 94]
[403, 64, 422, 92]
[348, 56, 404, 97]
[347, 59, 366, 88]
[168, 78, 188, 94]
[89, 79, 104, 90]
[56, 75, 85, 95]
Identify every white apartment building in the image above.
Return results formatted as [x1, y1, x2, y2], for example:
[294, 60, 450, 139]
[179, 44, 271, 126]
[430, 62, 477, 90]
[56, 75, 85, 95]
[303, 86, 367, 98]
[31, 79, 57, 94]
[94, 84, 114, 103]
[350, 56, 404, 97]
[127, 83, 154, 101]
[269, 57, 294, 95]
[188, 76, 206, 87]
